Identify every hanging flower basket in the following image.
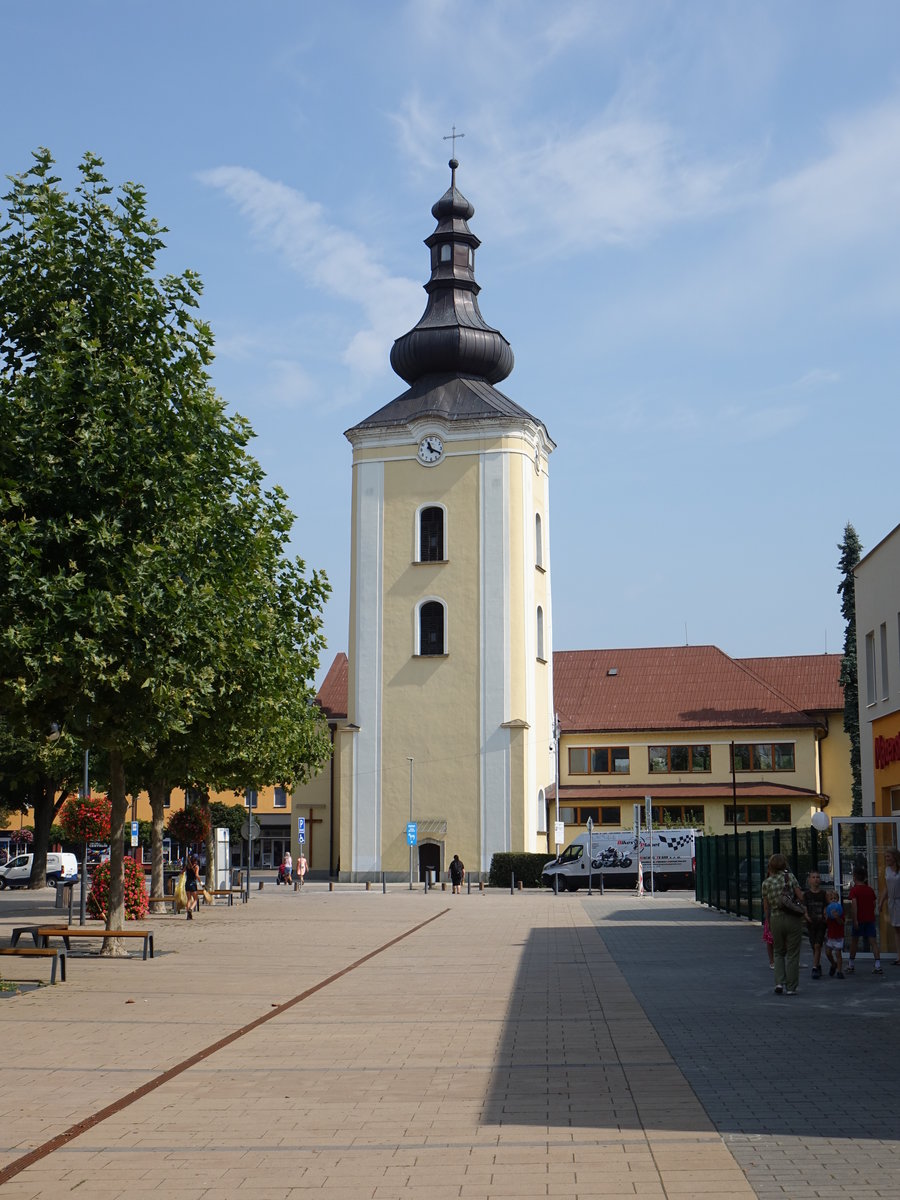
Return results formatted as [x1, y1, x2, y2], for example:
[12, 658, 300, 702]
[87, 858, 148, 921]
[167, 805, 210, 846]
[59, 795, 112, 844]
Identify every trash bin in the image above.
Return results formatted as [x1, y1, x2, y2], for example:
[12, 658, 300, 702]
[55, 879, 77, 922]
[426, 868, 436, 887]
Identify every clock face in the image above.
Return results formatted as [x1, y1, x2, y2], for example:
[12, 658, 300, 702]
[417, 435, 444, 465]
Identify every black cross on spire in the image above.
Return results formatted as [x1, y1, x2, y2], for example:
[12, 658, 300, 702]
[443, 125, 465, 157]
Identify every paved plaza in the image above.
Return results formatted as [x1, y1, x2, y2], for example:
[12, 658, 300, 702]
[0, 883, 897, 1199]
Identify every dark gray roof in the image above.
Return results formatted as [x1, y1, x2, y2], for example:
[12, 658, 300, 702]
[348, 160, 549, 439]
[347, 373, 542, 433]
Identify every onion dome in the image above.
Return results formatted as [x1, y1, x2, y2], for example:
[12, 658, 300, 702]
[390, 159, 514, 386]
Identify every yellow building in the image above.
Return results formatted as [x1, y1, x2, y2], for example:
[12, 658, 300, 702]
[314, 159, 556, 881]
[549, 647, 850, 846]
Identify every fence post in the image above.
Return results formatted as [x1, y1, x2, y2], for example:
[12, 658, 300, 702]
[510, 871, 515, 895]
[734, 832, 742, 918]
[724, 835, 731, 913]
[713, 836, 721, 911]
[790, 826, 799, 880]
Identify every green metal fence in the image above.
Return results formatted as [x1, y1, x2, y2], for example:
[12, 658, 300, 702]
[694, 827, 827, 920]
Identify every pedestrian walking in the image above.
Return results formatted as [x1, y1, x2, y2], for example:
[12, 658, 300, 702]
[804, 869, 828, 978]
[185, 853, 200, 920]
[824, 890, 846, 978]
[281, 850, 293, 886]
[760, 854, 806, 995]
[297, 852, 308, 886]
[449, 854, 465, 895]
[848, 867, 882, 974]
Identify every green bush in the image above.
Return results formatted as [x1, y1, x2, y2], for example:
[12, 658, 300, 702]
[489, 852, 551, 888]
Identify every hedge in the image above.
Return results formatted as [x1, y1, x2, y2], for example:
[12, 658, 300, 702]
[488, 852, 551, 888]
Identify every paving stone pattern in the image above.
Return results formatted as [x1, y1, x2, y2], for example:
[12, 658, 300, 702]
[589, 893, 900, 1198]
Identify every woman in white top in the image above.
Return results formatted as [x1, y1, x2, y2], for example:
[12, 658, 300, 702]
[878, 847, 900, 965]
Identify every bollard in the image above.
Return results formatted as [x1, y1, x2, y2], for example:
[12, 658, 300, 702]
[293, 880, 299, 892]
[366, 880, 371, 891]
[424, 873, 428, 894]
[442, 881, 447, 891]
[258, 880, 264, 890]
[510, 871, 515, 895]
[479, 880, 484, 892]
[382, 872, 386, 894]
[329, 880, 335, 892]
[517, 880, 523, 891]
[467, 875, 471, 895]
[599, 871, 604, 895]
[553, 874, 559, 895]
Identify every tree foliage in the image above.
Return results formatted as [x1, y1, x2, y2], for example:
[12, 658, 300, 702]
[0, 150, 330, 944]
[837, 523, 862, 816]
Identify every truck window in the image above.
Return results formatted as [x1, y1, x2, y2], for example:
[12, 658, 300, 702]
[559, 845, 583, 863]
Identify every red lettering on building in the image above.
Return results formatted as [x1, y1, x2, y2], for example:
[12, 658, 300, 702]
[874, 733, 900, 770]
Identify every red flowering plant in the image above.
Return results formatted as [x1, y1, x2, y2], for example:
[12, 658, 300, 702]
[58, 795, 112, 844]
[88, 857, 149, 921]
[167, 805, 210, 847]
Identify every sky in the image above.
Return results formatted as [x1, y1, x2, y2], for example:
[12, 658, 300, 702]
[3, 1, 899, 683]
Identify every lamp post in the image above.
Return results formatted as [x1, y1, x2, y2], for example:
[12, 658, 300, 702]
[554, 712, 561, 856]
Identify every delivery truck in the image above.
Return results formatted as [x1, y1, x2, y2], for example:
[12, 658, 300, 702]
[541, 828, 699, 891]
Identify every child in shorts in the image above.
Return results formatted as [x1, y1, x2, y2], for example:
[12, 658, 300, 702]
[848, 867, 882, 974]
[824, 891, 845, 978]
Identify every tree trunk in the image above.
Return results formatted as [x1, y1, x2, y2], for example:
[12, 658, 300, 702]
[102, 748, 128, 956]
[200, 791, 214, 888]
[149, 780, 169, 910]
[27, 778, 53, 890]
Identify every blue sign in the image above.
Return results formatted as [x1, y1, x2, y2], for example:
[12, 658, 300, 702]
[130, 820, 139, 848]
[297, 817, 306, 845]
[406, 822, 418, 846]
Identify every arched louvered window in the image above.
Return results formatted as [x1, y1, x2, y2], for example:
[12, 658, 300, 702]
[419, 506, 444, 562]
[535, 512, 543, 568]
[419, 601, 445, 656]
[537, 605, 545, 660]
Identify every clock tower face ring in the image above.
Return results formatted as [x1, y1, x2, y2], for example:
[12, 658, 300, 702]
[417, 435, 444, 465]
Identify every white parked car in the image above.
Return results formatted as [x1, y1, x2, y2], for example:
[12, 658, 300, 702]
[0, 852, 79, 889]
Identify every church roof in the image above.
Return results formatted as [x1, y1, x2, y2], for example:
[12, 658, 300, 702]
[316, 652, 348, 721]
[346, 159, 547, 440]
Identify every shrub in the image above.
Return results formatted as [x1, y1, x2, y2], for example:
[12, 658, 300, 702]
[88, 858, 148, 921]
[489, 852, 552, 888]
[59, 795, 112, 844]
[167, 805, 210, 846]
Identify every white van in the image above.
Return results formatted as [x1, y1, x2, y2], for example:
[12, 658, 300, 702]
[542, 829, 699, 891]
[0, 852, 79, 889]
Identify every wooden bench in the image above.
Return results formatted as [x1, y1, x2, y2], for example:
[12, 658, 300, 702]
[204, 889, 236, 906]
[36, 927, 154, 960]
[10, 924, 68, 948]
[147, 895, 178, 911]
[0, 946, 67, 983]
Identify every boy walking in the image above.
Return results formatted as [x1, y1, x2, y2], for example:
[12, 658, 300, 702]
[804, 870, 828, 978]
[824, 891, 845, 978]
[848, 867, 882, 974]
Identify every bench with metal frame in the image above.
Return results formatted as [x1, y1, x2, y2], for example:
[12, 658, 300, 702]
[35, 927, 154, 960]
[0, 946, 67, 983]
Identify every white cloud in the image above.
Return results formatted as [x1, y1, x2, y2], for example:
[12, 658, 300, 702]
[198, 167, 423, 379]
[790, 369, 840, 391]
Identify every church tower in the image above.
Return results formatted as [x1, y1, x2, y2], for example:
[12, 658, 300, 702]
[340, 159, 555, 881]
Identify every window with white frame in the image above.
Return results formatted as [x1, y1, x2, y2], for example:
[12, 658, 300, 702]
[880, 623, 889, 699]
[535, 513, 543, 569]
[536, 605, 545, 660]
[418, 599, 446, 656]
[537, 788, 547, 833]
[866, 631, 877, 705]
[273, 786, 287, 809]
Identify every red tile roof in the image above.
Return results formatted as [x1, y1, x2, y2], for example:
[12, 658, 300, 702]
[316, 652, 348, 720]
[553, 646, 824, 734]
[736, 654, 843, 712]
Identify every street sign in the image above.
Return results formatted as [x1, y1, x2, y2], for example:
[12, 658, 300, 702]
[406, 822, 417, 846]
[240, 818, 261, 841]
[554, 820, 565, 846]
[585, 816, 594, 833]
[297, 817, 306, 845]
[130, 820, 139, 848]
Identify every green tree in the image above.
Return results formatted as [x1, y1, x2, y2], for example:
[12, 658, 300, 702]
[837, 523, 863, 817]
[0, 151, 329, 946]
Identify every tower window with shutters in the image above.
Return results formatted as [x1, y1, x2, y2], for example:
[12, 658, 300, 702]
[419, 600, 445, 656]
[419, 506, 444, 562]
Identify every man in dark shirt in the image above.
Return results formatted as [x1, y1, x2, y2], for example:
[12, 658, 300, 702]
[804, 870, 828, 978]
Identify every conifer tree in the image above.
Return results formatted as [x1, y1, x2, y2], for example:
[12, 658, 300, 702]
[837, 523, 863, 816]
